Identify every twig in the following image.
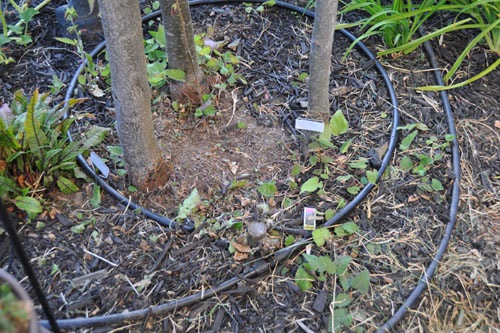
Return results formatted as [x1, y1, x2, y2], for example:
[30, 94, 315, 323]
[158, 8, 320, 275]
[83, 249, 119, 267]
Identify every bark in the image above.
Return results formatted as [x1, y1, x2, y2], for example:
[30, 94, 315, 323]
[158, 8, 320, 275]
[308, 0, 339, 123]
[98, 0, 170, 191]
[159, 0, 208, 104]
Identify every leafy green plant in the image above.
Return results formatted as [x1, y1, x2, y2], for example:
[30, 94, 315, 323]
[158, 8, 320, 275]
[0, 90, 109, 217]
[0, 0, 51, 64]
[294, 226, 370, 332]
[243, 0, 276, 14]
[0, 283, 30, 333]
[257, 180, 277, 198]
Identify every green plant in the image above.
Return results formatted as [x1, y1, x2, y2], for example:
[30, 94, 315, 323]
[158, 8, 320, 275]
[0, 283, 30, 333]
[0, 0, 52, 64]
[339, 0, 500, 90]
[294, 226, 370, 332]
[417, 0, 500, 90]
[0, 90, 109, 218]
[55, 6, 112, 88]
[243, 0, 276, 14]
[339, 0, 451, 54]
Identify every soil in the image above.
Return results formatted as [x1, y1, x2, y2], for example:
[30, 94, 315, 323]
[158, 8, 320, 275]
[0, 0, 499, 332]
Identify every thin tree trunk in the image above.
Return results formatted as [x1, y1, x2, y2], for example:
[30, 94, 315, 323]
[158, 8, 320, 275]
[308, 0, 339, 123]
[98, 0, 170, 191]
[160, 0, 207, 104]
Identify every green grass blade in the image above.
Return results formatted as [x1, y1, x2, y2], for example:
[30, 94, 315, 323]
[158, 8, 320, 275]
[378, 19, 474, 56]
[415, 57, 500, 91]
[443, 18, 500, 82]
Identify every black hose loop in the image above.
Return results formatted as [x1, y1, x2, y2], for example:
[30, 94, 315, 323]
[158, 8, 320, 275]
[42, 0, 403, 329]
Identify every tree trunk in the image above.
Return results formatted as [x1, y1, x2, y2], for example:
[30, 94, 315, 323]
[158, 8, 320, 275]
[159, 0, 207, 104]
[308, 0, 339, 123]
[98, 0, 170, 191]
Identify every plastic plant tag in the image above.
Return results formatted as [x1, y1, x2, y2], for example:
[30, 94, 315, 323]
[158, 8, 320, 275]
[295, 118, 325, 133]
[303, 207, 317, 230]
[90, 151, 110, 178]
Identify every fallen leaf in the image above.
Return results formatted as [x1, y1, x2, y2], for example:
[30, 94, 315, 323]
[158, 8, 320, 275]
[495, 120, 500, 129]
[234, 251, 248, 261]
[231, 241, 251, 253]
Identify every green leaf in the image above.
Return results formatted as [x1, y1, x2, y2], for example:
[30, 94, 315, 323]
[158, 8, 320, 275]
[366, 170, 378, 184]
[284, 235, 295, 246]
[303, 254, 336, 274]
[330, 110, 349, 136]
[348, 159, 368, 169]
[324, 208, 334, 221]
[335, 292, 353, 308]
[56, 176, 79, 194]
[153, 24, 166, 47]
[81, 126, 110, 151]
[55, 37, 78, 46]
[351, 269, 370, 294]
[431, 178, 444, 191]
[0, 176, 21, 196]
[19, 8, 39, 23]
[341, 221, 359, 234]
[295, 265, 314, 291]
[312, 227, 331, 247]
[399, 130, 418, 151]
[400, 156, 413, 171]
[340, 138, 353, 153]
[330, 308, 353, 332]
[90, 184, 101, 208]
[177, 188, 201, 219]
[165, 69, 186, 81]
[71, 223, 86, 234]
[334, 255, 351, 275]
[257, 181, 277, 198]
[336, 174, 352, 182]
[347, 186, 360, 195]
[14, 196, 43, 215]
[317, 255, 336, 274]
[24, 90, 48, 156]
[300, 176, 322, 194]
[107, 145, 123, 156]
[303, 254, 320, 271]
[291, 163, 302, 176]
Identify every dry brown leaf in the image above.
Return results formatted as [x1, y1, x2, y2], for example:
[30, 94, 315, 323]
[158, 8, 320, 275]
[231, 241, 251, 253]
[233, 251, 248, 261]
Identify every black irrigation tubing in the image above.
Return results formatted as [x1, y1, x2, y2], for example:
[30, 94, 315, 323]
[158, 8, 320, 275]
[376, 29, 461, 332]
[41, 0, 400, 330]
[38, 0, 455, 330]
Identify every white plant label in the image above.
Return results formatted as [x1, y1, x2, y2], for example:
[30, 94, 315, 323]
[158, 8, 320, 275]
[295, 117, 325, 133]
[90, 151, 110, 178]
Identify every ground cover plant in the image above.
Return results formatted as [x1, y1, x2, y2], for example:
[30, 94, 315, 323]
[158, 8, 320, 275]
[0, 0, 498, 332]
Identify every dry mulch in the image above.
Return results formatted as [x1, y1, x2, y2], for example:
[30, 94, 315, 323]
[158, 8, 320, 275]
[0, 0, 499, 332]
